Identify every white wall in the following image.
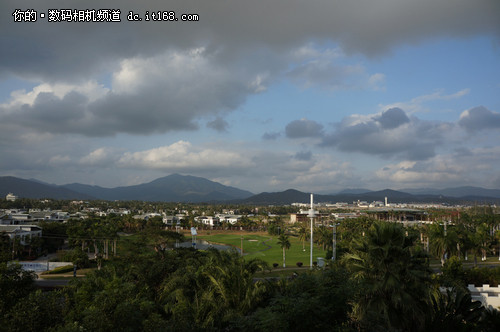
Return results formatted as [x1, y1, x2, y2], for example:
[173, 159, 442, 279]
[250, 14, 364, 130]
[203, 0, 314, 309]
[468, 284, 500, 309]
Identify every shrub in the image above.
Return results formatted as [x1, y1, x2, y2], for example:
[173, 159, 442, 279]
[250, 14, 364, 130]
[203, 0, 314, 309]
[440, 256, 466, 287]
[42, 264, 74, 275]
[465, 266, 500, 287]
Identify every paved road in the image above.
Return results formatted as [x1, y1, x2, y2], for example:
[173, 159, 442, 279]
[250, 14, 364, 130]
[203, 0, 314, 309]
[34, 278, 70, 289]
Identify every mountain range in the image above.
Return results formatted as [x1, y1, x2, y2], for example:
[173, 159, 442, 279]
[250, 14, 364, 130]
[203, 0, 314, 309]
[0, 174, 253, 203]
[1, 174, 500, 204]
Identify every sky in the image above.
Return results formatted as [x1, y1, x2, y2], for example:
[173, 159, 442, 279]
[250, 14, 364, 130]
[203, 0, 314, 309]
[1, 0, 499, 194]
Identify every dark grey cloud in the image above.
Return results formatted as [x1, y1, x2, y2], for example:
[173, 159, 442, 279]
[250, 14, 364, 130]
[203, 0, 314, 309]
[1, 0, 498, 81]
[320, 119, 378, 147]
[319, 109, 445, 160]
[285, 119, 324, 139]
[207, 117, 229, 132]
[0, 47, 263, 136]
[458, 106, 500, 132]
[406, 143, 436, 161]
[3, 91, 87, 134]
[374, 108, 410, 129]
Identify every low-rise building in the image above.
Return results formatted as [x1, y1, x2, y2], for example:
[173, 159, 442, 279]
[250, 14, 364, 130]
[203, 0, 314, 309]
[0, 225, 42, 245]
[0, 212, 33, 225]
[290, 210, 330, 224]
[216, 214, 242, 225]
[163, 215, 180, 226]
[195, 216, 220, 227]
[332, 212, 361, 220]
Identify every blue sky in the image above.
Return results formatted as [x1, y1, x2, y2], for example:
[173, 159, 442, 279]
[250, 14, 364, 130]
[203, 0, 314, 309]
[1, 0, 499, 194]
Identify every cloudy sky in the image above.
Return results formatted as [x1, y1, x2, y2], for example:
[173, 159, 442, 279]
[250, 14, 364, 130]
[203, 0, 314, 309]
[1, 0, 499, 194]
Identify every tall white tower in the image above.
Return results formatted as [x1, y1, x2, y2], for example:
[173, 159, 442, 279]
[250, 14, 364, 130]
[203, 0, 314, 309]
[307, 194, 318, 269]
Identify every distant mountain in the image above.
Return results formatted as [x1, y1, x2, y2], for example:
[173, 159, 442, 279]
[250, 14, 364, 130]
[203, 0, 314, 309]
[1, 174, 253, 202]
[0, 176, 93, 200]
[2, 174, 500, 204]
[239, 189, 315, 205]
[238, 187, 500, 205]
[28, 178, 57, 186]
[400, 186, 500, 199]
[61, 174, 254, 202]
[239, 189, 414, 205]
[61, 183, 115, 200]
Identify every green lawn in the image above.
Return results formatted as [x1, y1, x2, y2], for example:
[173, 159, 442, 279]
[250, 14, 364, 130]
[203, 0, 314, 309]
[39, 267, 94, 279]
[197, 233, 328, 267]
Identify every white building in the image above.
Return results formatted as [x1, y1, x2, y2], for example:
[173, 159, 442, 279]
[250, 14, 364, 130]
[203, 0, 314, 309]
[0, 225, 42, 245]
[216, 214, 242, 225]
[195, 216, 220, 227]
[163, 215, 180, 226]
[5, 193, 18, 201]
[0, 213, 32, 225]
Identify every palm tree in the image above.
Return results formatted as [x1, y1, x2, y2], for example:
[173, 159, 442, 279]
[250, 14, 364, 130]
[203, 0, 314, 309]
[469, 223, 490, 266]
[429, 221, 457, 265]
[427, 286, 484, 330]
[161, 249, 269, 329]
[277, 234, 291, 268]
[495, 230, 500, 260]
[298, 223, 308, 251]
[317, 226, 332, 251]
[342, 221, 434, 331]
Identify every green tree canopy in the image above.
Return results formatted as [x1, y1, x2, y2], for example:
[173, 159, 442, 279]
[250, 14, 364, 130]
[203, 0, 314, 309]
[343, 221, 434, 331]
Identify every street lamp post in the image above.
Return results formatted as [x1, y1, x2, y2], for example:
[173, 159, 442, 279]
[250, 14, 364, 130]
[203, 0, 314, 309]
[307, 194, 317, 269]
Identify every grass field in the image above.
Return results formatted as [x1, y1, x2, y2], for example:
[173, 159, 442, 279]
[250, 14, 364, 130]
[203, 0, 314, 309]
[197, 231, 328, 267]
[39, 267, 93, 279]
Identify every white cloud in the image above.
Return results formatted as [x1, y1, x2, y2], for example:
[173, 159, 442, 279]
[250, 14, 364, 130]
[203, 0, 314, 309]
[379, 89, 470, 114]
[368, 73, 386, 91]
[374, 146, 500, 188]
[79, 148, 119, 166]
[1, 81, 109, 110]
[286, 45, 385, 91]
[264, 154, 356, 193]
[118, 141, 253, 171]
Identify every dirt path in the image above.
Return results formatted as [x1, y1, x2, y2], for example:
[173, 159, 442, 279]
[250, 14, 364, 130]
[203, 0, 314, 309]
[256, 237, 273, 253]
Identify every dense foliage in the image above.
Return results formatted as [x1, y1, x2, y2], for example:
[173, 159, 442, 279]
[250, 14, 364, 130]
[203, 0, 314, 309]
[2, 219, 500, 331]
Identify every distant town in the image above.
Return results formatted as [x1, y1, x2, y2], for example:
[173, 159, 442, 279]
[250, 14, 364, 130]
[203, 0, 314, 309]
[2, 182, 500, 330]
